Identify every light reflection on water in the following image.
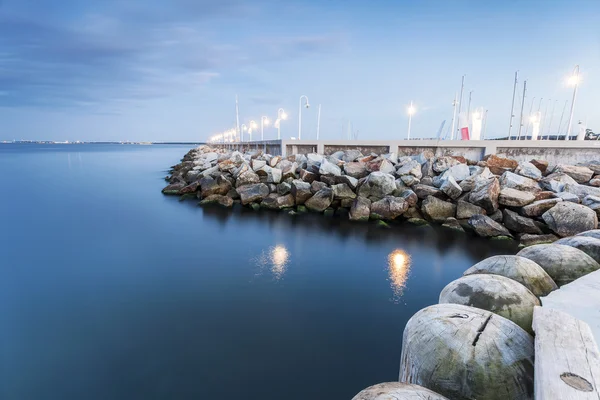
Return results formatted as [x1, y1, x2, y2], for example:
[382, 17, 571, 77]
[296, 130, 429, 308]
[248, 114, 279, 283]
[254, 244, 290, 280]
[387, 249, 411, 302]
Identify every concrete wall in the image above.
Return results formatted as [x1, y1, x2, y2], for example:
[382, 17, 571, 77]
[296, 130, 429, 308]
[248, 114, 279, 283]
[235, 139, 600, 164]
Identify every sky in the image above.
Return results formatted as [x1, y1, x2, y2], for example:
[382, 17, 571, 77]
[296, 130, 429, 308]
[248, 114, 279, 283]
[0, 0, 599, 142]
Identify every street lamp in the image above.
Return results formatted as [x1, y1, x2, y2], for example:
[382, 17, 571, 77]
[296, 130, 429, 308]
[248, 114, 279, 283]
[566, 65, 580, 141]
[275, 108, 287, 140]
[240, 124, 247, 142]
[261, 116, 270, 140]
[407, 101, 416, 140]
[249, 120, 257, 141]
[298, 95, 310, 140]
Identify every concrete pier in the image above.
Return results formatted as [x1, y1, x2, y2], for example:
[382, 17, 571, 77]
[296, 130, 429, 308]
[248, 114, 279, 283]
[215, 139, 600, 165]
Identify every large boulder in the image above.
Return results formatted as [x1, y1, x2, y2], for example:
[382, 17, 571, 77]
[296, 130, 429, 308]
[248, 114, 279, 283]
[432, 156, 460, 173]
[370, 196, 408, 220]
[539, 172, 578, 193]
[577, 229, 600, 240]
[515, 161, 542, 181]
[498, 188, 536, 207]
[342, 149, 363, 163]
[554, 236, 600, 264]
[200, 176, 231, 198]
[440, 175, 462, 200]
[349, 197, 371, 221]
[442, 163, 471, 182]
[486, 154, 518, 175]
[468, 214, 512, 238]
[236, 169, 261, 188]
[236, 183, 269, 205]
[199, 194, 233, 208]
[291, 180, 312, 205]
[421, 196, 456, 222]
[396, 160, 423, 178]
[582, 195, 600, 217]
[468, 177, 500, 213]
[331, 183, 356, 200]
[299, 168, 318, 183]
[351, 382, 449, 400]
[555, 164, 594, 183]
[517, 244, 600, 285]
[399, 304, 534, 400]
[439, 274, 540, 333]
[318, 158, 342, 176]
[542, 202, 598, 237]
[563, 182, 600, 200]
[530, 159, 548, 174]
[358, 172, 396, 199]
[412, 184, 442, 200]
[305, 187, 333, 212]
[161, 182, 186, 195]
[456, 200, 486, 220]
[518, 233, 559, 247]
[463, 255, 557, 297]
[503, 209, 543, 234]
[499, 171, 541, 193]
[398, 189, 418, 207]
[260, 193, 295, 209]
[378, 159, 396, 174]
[344, 162, 368, 179]
[520, 198, 562, 217]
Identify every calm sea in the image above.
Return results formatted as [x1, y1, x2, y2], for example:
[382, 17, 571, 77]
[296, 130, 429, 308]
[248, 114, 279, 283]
[0, 144, 517, 400]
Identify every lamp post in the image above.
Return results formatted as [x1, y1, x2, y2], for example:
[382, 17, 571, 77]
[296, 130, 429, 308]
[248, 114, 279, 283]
[566, 65, 580, 140]
[261, 116, 269, 141]
[249, 120, 257, 141]
[275, 108, 287, 140]
[407, 101, 416, 140]
[298, 95, 310, 140]
[241, 124, 247, 142]
[316, 104, 322, 140]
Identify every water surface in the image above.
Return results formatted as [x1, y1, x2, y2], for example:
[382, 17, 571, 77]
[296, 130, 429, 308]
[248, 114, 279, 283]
[0, 144, 517, 399]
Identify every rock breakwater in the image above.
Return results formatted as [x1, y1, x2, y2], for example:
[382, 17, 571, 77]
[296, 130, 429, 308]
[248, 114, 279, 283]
[163, 145, 600, 246]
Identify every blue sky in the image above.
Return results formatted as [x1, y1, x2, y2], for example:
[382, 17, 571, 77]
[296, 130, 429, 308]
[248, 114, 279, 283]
[0, 0, 598, 141]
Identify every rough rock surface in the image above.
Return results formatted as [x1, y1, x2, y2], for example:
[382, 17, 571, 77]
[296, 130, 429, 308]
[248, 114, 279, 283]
[399, 304, 534, 400]
[237, 183, 269, 205]
[554, 236, 600, 264]
[468, 214, 512, 238]
[517, 244, 600, 285]
[456, 200, 486, 220]
[463, 255, 557, 297]
[370, 196, 408, 220]
[542, 202, 598, 237]
[439, 274, 540, 333]
[351, 382, 449, 400]
[305, 187, 334, 212]
[421, 196, 456, 222]
[349, 197, 371, 221]
[503, 209, 543, 234]
[469, 177, 500, 213]
[498, 188, 536, 207]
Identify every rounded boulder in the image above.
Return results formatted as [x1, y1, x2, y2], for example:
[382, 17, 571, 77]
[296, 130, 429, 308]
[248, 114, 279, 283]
[439, 274, 539, 333]
[351, 382, 449, 400]
[577, 229, 600, 240]
[400, 304, 534, 400]
[463, 255, 557, 297]
[542, 202, 598, 237]
[555, 235, 600, 265]
[517, 244, 600, 285]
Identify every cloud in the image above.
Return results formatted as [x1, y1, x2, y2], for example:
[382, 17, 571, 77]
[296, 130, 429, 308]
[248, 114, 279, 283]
[0, 0, 345, 110]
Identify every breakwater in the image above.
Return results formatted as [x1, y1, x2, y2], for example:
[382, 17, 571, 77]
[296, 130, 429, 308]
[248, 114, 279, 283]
[163, 145, 600, 247]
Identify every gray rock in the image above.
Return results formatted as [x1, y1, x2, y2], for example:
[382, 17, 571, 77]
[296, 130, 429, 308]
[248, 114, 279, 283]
[413, 184, 442, 200]
[468, 214, 513, 238]
[399, 189, 418, 207]
[499, 171, 541, 193]
[291, 180, 312, 205]
[432, 156, 460, 173]
[590, 177, 600, 187]
[199, 194, 234, 208]
[456, 200, 486, 219]
[251, 159, 267, 171]
[370, 196, 408, 220]
[469, 177, 500, 213]
[555, 164, 594, 183]
[400, 174, 420, 186]
[441, 217, 465, 232]
[236, 169, 261, 188]
[299, 168, 318, 183]
[343, 162, 368, 179]
[318, 158, 342, 176]
[464, 255, 557, 297]
[310, 180, 327, 194]
[331, 183, 357, 200]
[281, 161, 298, 180]
[399, 304, 534, 400]
[442, 163, 471, 182]
[440, 175, 462, 199]
[351, 382, 449, 400]
[518, 244, 600, 285]
[379, 159, 396, 174]
[200, 176, 231, 198]
[542, 202, 598, 237]
[277, 182, 291, 195]
[515, 161, 542, 181]
[439, 274, 540, 334]
[420, 176, 434, 186]
[518, 233, 559, 247]
[554, 236, 600, 264]
[563, 182, 600, 200]
[539, 172, 578, 192]
[576, 229, 600, 240]
[421, 196, 456, 222]
[349, 197, 371, 221]
[237, 183, 269, 205]
[498, 188, 536, 207]
[520, 198, 563, 217]
[161, 182, 186, 195]
[489, 209, 503, 222]
[357, 171, 396, 199]
[421, 159, 434, 178]
[342, 149, 363, 163]
[335, 174, 359, 190]
[305, 187, 334, 212]
[503, 209, 543, 234]
[396, 160, 422, 178]
[555, 191, 580, 203]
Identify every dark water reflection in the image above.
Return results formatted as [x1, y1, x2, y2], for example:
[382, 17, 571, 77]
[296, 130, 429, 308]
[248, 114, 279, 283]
[0, 144, 517, 400]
